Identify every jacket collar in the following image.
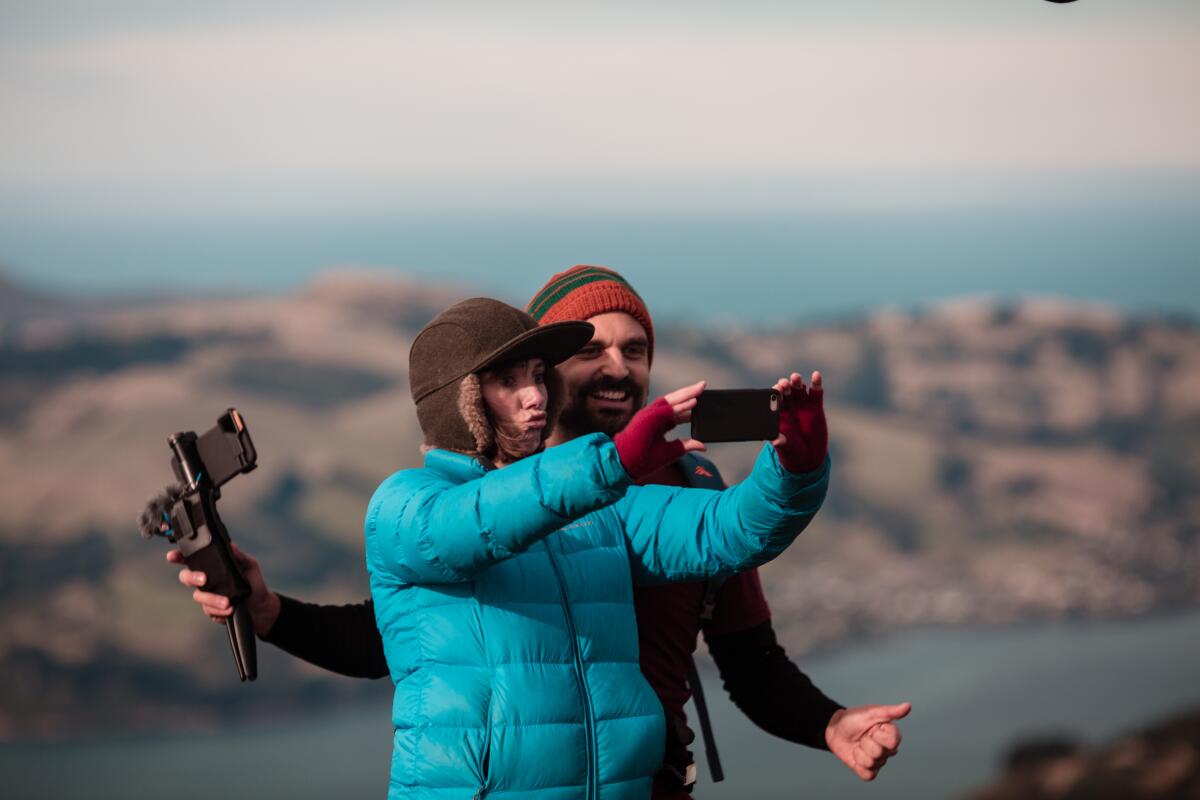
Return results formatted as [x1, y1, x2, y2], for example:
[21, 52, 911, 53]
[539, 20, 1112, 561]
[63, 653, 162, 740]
[423, 447, 494, 483]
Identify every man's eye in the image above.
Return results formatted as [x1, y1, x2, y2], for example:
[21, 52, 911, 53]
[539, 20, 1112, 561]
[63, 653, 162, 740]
[577, 349, 602, 360]
[624, 346, 647, 359]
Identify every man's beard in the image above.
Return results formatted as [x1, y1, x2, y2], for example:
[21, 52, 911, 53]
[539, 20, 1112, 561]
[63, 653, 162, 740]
[556, 376, 647, 438]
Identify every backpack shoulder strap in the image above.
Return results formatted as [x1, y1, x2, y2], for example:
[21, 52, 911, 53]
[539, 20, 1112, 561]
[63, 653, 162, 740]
[678, 452, 730, 781]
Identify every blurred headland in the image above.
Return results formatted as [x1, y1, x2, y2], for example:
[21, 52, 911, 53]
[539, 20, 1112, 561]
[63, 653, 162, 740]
[962, 706, 1200, 800]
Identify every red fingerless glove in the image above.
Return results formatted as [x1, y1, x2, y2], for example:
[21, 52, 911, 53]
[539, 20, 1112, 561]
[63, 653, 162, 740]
[613, 397, 686, 481]
[774, 385, 828, 473]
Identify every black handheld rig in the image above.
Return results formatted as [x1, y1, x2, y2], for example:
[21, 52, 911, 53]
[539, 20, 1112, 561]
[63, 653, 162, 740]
[138, 408, 259, 681]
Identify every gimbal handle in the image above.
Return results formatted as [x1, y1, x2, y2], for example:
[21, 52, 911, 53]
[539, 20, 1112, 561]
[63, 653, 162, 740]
[169, 487, 258, 682]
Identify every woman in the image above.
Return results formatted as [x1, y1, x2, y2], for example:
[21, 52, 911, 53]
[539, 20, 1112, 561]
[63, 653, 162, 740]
[366, 297, 830, 800]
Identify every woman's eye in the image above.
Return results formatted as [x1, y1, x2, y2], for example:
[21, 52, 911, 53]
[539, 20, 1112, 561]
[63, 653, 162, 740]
[534, 372, 546, 384]
[501, 376, 517, 388]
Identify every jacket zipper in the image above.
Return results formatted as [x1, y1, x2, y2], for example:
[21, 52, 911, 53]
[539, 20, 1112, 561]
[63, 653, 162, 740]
[475, 579, 493, 800]
[544, 542, 597, 800]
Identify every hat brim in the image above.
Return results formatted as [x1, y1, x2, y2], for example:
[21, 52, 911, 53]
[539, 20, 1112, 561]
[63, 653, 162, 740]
[470, 320, 594, 374]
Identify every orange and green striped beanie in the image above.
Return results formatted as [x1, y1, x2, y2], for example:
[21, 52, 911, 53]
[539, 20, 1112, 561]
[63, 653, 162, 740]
[526, 265, 655, 363]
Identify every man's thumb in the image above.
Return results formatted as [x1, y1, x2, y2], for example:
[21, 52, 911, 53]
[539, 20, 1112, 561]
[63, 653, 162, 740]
[870, 702, 912, 723]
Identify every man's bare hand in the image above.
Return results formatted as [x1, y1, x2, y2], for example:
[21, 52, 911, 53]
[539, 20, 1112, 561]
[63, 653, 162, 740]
[166, 541, 281, 636]
[825, 702, 910, 781]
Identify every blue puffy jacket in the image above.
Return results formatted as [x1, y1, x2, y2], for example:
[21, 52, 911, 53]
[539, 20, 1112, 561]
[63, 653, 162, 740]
[365, 433, 829, 800]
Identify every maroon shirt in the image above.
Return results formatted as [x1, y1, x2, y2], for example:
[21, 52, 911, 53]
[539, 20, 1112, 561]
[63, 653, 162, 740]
[634, 463, 771, 799]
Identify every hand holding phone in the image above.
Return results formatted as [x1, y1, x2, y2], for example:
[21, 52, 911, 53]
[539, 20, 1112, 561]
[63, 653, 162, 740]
[689, 372, 827, 472]
[772, 371, 827, 473]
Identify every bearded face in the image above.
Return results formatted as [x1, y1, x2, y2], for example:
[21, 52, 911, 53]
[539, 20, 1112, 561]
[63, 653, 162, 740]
[552, 312, 651, 440]
[557, 372, 647, 437]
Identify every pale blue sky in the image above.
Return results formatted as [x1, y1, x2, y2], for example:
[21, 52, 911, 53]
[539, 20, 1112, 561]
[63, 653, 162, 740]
[1, 1, 1197, 313]
[4, 1, 1196, 194]
[5, 1, 1200, 40]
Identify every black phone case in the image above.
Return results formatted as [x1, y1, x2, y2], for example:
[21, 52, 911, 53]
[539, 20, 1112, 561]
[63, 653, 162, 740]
[691, 389, 780, 443]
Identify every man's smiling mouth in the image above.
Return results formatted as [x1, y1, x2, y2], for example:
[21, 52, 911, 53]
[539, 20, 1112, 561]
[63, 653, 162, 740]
[590, 390, 630, 402]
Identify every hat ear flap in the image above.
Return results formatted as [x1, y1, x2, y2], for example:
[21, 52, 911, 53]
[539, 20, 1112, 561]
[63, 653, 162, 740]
[457, 373, 494, 456]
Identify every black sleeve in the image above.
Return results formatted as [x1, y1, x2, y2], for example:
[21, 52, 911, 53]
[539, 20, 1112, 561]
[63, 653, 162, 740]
[704, 618, 843, 750]
[260, 595, 389, 680]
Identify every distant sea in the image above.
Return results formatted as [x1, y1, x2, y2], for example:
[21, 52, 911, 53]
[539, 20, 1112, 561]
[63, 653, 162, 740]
[2, 205, 1198, 324]
[5, 609, 1200, 800]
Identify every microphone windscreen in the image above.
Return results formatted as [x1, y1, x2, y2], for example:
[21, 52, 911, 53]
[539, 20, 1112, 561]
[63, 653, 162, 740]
[137, 485, 183, 539]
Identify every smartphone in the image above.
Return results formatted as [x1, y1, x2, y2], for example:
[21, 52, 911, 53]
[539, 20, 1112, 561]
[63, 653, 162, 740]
[690, 389, 780, 443]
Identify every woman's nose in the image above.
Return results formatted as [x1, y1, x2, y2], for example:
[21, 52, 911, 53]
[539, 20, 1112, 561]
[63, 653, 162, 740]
[521, 386, 547, 409]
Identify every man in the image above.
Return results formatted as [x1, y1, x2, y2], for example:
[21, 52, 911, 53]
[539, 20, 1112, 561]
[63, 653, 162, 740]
[174, 265, 908, 795]
[526, 266, 909, 794]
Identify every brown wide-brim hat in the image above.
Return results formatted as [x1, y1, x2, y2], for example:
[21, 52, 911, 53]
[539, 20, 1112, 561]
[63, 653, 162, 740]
[409, 297, 593, 453]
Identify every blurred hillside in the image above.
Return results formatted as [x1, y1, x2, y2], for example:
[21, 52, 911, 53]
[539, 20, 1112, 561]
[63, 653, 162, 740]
[961, 706, 1200, 800]
[1, 270, 1197, 740]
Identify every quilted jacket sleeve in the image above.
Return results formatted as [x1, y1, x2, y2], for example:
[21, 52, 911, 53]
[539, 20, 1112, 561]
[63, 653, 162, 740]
[366, 433, 631, 584]
[619, 444, 829, 585]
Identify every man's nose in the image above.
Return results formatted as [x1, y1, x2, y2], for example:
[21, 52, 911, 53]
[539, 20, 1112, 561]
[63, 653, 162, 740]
[599, 348, 630, 379]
